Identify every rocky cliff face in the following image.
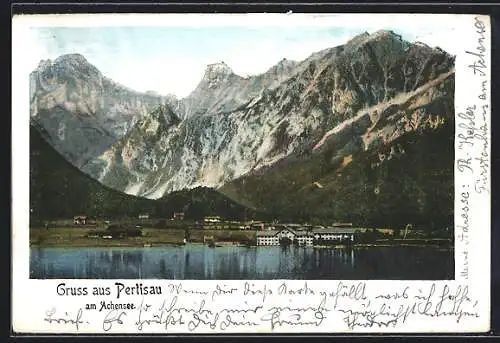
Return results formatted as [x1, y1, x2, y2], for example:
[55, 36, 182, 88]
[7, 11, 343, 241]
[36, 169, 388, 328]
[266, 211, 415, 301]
[220, 65, 455, 226]
[79, 30, 454, 202]
[217, 32, 455, 226]
[79, 55, 304, 197]
[178, 59, 298, 119]
[30, 54, 170, 167]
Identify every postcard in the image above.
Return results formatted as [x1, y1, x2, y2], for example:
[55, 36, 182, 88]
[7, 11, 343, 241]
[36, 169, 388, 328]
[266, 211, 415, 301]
[12, 13, 491, 334]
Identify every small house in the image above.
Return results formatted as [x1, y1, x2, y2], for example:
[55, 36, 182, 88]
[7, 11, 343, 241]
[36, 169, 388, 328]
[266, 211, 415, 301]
[173, 212, 185, 220]
[204, 216, 221, 223]
[73, 215, 88, 225]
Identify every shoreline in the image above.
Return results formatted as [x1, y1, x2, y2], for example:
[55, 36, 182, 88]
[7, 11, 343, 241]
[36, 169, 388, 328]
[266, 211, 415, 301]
[30, 242, 453, 249]
[29, 227, 453, 249]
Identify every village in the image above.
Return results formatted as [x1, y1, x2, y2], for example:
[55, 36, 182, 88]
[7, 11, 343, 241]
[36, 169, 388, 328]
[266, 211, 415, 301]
[30, 211, 453, 249]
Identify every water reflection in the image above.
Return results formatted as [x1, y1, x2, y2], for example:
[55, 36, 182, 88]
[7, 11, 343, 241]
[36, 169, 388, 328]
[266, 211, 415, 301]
[30, 245, 454, 280]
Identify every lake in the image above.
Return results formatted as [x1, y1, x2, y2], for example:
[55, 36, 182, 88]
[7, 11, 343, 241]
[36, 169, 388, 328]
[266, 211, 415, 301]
[30, 244, 454, 280]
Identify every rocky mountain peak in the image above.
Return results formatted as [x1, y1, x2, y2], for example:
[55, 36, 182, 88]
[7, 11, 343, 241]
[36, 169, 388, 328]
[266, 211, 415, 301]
[206, 61, 233, 73]
[345, 29, 404, 49]
[201, 61, 235, 88]
[54, 53, 89, 64]
[41, 53, 96, 74]
[33, 53, 101, 84]
[34, 54, 89, 72]
[29, 53, 168, 168]
[371, 29, 403, 40]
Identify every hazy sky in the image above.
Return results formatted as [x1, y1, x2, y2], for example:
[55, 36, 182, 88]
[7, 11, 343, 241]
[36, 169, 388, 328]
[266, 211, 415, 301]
[24, 14, 460, 98]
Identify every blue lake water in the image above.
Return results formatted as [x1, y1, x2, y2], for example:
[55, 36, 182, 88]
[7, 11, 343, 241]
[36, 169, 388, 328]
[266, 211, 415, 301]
[30, 244, 454, 280]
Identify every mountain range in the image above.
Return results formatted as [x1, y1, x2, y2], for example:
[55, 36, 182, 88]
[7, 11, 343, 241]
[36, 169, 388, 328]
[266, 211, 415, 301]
[29, 30, 455, 227]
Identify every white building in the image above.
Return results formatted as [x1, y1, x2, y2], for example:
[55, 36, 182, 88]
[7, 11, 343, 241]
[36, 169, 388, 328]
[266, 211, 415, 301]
[256, 226, 359, 246]
[295, 232, 314, 246]
[276, 228, 295, 241]
[256, 230, 280, 246]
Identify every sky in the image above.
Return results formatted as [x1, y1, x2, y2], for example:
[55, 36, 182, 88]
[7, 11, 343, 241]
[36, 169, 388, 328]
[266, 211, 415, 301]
[21, 14, 462, 98]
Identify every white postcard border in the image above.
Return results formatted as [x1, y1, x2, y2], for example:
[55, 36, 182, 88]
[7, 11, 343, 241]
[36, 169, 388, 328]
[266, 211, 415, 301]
[11, 13, 491, 334]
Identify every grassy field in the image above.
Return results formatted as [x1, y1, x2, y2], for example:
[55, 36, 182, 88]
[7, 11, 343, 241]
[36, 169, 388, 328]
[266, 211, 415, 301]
[30, 227, 257, 247]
